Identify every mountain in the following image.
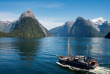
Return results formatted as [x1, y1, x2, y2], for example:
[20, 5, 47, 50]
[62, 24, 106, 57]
[89, 20, 100, 31]
[91, 17, 106, 25]
[50, 21, 74, 37]
[0, 31, 11, 37]
[0, 21, 12, 32]
[91, 17, 107, 32]
[50, 17, 110, 37]
[0, 9, 52, 38]
[105, 32, 110, 38]
[49, 26, 62, 36]
[20, 9, 35, 19]
[0, 11, 110, 38]
[10, 9, 52, 38]
[70, 17, 99, 37]
[91, 17, 110, 36]
[98, 21, 110, 36]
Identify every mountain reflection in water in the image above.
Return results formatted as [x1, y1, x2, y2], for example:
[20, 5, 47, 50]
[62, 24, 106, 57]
[0, 37, 110, 74]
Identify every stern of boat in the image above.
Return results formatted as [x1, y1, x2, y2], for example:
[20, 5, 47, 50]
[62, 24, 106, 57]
[91, 61, 98, 69]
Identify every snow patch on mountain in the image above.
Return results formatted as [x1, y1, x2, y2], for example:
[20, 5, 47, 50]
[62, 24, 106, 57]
[91, 17, 106, 25]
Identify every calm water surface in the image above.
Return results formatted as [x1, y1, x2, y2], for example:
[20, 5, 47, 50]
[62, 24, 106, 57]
[0, 37, 110, 74]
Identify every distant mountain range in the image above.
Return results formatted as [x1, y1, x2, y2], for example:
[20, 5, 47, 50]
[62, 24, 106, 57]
[50, 17, 110, 37]
[0, 9, 110, 38]
[0, 21, 12, 33]
[0, 9, 52, 38]
[50, 21, 74, 37]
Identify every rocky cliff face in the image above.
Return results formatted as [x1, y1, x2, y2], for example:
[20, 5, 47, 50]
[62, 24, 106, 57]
[98, 21, 110, 36]
[69, 17, 99, 37]
[50, 21, 74, 37]
[20, 9, 35, 19]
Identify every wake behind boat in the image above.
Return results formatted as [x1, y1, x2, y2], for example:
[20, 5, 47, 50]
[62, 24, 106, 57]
[56, 39, 98, 70]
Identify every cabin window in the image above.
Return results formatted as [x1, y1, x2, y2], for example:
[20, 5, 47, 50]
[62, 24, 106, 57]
[79, 59, 84, 63]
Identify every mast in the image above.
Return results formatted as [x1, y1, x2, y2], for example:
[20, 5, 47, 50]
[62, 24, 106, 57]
[87, 45, 89, 57]
[68, 38, 69, 56]
[87, 46, 88, 57]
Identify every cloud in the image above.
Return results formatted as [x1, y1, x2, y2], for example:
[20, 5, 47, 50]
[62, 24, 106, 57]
[39, 3, 64, 8]
[0, 12, 19, 22]
[37, 17, 67, 30]
[0, 2, 64, 9]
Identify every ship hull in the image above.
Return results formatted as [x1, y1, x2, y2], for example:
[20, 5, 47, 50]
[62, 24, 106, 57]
[59, 59, 94, 70]
[57, 56, 98, 70]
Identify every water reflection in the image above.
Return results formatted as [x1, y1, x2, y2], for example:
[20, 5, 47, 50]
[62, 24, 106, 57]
[69, 37, 108, 57]
[69, 37, 93, 56]
[0, 37, 110, 74]
[15, 38, 40, 62]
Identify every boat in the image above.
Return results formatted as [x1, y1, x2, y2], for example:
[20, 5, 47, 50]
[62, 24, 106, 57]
[56, 39, 98, 70]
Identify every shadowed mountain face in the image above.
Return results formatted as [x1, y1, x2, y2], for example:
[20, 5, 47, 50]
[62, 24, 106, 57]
[10, 17, 47, 38]
[98, 22, 110, 36]
[70, 17, 99, 37]
[105, 32, 110, 38]
[50, 21, 74, 37]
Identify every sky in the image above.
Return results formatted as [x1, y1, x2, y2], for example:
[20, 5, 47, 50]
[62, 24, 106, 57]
[0, 0, 110, 30]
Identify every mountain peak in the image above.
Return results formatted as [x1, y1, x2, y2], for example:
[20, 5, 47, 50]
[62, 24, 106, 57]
[20, 9, 35, 19]
[27, 9, 32, 12]
[91, 17, 106, 25]
[98, 17, 104, 19]
[75, 17, 86, 22]
[62, 21, 74, 28]
[76, 17, 84, 20]
[65, 21, 74, 25]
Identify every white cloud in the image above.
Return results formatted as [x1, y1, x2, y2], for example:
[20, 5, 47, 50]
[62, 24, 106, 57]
[0, 2, 64, 9]
[0, 12, 19, 22]
[37, 17, 67, 30]
[39, 3, 64, 8]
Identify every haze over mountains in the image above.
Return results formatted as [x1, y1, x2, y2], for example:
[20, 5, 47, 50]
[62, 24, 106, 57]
[0, 9, 52, 38]
[50, 17, 110, 37]
[0, 9, 110, 38]
[50, 21, 74, 37]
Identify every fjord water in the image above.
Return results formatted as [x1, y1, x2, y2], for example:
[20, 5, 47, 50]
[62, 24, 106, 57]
[0, 37, 110, 74]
